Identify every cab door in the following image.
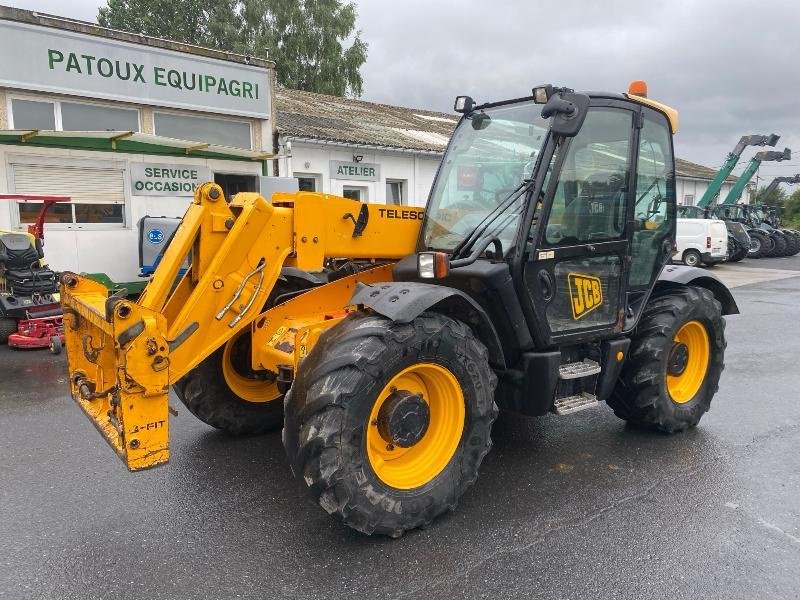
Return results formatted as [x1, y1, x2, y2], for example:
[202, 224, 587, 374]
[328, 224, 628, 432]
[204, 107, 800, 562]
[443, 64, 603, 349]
[523, 103, 636, 344]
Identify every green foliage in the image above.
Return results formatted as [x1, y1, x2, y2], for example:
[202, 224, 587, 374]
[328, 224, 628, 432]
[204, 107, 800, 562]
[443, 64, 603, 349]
[752, 184, 788, 208]
[97, 0, 368, 97]
[784, 189, 800, 228]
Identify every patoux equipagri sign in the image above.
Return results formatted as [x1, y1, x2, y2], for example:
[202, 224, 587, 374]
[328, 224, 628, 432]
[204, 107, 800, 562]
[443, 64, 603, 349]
[0, 19, 270, 119]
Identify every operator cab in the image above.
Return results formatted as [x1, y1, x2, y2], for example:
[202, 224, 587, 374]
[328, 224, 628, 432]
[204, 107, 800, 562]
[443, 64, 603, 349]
[399, 82, 678, 354]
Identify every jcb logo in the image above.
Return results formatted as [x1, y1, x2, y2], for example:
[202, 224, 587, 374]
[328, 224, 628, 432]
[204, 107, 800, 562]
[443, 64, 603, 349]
[568, 273, 603, 320]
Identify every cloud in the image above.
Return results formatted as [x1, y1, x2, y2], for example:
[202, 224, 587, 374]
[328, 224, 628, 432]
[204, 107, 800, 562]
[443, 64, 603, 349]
[357, 0, 800, 183]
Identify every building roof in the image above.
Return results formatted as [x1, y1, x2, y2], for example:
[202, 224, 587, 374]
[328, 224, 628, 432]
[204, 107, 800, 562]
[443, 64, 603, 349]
[0, 5, 273, 69]
[275, 87, 458, 154]
[277, 88, 747, 184]
[676, 158, 739, 183]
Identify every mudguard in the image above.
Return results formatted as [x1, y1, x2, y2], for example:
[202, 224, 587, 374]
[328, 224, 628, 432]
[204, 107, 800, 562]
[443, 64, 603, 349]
[350, 281, 506, 367]
[656, 265, 739, 315]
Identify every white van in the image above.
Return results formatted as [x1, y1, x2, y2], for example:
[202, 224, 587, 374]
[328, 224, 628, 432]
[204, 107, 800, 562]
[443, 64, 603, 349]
[675, 218, 728, 267]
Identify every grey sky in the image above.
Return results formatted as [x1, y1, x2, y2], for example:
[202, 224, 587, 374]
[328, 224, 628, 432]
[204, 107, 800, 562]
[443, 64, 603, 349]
[6, 0, 800, 187]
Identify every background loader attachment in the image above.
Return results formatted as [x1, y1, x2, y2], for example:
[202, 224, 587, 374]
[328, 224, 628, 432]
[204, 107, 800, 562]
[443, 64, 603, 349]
[60, 183, 423, 470]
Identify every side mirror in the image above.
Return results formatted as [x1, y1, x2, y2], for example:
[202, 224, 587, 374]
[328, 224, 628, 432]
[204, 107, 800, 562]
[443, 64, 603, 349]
[541, 91, 590, 137]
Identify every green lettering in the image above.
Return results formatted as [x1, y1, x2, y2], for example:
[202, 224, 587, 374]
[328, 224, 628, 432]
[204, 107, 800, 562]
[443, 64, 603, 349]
[81, 54, 96, 75]
[47, 49, 63, 70]
[65, 52, 81, 73]
[167, 69, 182, 89]
[204, 75, 216, 92]
[229, 80, 241, 97]
[254, 82, 259, 99]
[217, 77, 228, 95]
[242, 81, 253, 99]
[154, 66, 166, 86]
[97, 58, 113, 77]
[144, 167, 153, 177]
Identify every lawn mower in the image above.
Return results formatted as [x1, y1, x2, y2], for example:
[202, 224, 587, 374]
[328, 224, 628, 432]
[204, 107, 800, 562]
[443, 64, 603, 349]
[0, 194, 68, 353]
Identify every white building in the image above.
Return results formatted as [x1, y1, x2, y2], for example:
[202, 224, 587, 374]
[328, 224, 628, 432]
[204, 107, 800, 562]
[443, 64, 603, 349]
[0, 7, 275, 285]
[675, 158, 754, 206]
[275, 88, 457, 206]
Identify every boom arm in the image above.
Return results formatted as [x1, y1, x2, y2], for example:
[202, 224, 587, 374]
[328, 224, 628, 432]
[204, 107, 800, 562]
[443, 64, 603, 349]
[721, 148, 791, 206]
[696, 134, 780, 208]
[762, 174, 800, 199]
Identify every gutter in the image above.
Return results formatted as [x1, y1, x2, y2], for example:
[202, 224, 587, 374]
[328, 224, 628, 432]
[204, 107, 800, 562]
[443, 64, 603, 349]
[281, 136, 444, 158]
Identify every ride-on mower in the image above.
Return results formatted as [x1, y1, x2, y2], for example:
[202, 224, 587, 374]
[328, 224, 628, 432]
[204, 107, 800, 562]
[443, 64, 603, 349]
[60, 81, 737, 537]
[0, 194, 68, 353]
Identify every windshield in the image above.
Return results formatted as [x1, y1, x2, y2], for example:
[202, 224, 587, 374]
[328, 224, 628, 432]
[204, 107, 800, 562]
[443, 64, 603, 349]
[423, 100, 549, 252]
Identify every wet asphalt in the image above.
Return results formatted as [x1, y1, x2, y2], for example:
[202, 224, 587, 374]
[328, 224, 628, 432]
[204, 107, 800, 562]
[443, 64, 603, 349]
[1, 257, 799, 600]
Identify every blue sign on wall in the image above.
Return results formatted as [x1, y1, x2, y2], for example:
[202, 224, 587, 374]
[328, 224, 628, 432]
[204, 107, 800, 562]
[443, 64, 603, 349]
[147, 229, 164, 244]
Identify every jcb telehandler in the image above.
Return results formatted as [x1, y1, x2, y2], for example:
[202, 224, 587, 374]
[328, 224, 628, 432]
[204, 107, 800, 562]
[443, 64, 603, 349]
[60, 81, 737, 537]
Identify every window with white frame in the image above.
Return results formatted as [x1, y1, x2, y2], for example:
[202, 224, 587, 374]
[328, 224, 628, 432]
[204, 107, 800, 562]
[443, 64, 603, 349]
[342, 185, 368, 201]
[683, 194, 695, 206]
[154, 111, 252, 149]
[386, 179, 406, 205]
[295, 173, 321, 192]
[9, 96, 140, 132]
[11, 159, 127, 227]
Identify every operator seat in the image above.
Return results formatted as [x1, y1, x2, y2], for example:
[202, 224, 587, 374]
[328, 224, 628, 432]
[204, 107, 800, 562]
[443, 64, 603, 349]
[561, 171, 626, 241]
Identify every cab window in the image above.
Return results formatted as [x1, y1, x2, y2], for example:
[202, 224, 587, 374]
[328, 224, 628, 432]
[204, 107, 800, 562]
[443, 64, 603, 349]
[629, 110, 675, 287]
[544, 108, 632, 245]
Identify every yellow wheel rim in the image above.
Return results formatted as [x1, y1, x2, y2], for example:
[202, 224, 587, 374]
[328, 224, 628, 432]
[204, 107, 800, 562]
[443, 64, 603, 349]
[666, 320, 710, 404]
[366, 363, 465, 490]
[221, 330, 282, 403]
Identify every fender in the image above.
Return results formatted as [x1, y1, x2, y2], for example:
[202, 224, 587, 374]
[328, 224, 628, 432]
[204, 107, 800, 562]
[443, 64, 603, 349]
[656, 265, 739, 315]
[350, 281, 506, 367]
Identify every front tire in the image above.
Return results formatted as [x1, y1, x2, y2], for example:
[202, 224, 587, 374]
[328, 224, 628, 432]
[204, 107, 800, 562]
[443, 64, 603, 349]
[284, 311, 498, 537]
[173, 328, 285, 435]
[747, 230, 769, 258]
[768, 233, 788, 257]
[0, 317, 16, 344]
[607, 287, 725, 433]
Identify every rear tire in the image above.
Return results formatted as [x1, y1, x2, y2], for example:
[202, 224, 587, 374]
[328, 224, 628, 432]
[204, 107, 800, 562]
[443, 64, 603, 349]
[607, 287, 725, 433]
[0, 317, 16, 345]
[49, 336, 62, 355]
[682, 249, 702, 267]
[284, 311, 498, 537]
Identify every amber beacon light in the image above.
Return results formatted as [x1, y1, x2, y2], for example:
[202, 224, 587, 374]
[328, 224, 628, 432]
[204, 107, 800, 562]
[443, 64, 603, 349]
[628, 80, 648, 97]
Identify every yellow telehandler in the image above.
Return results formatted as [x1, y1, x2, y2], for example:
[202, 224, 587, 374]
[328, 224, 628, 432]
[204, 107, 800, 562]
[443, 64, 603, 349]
[60, 81, 737, 536]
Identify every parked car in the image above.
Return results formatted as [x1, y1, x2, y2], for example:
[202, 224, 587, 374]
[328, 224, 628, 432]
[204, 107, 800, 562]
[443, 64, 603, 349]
[675, 217, 728, 266]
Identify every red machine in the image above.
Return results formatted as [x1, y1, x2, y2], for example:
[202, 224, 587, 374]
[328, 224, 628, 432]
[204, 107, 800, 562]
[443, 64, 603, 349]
[0, 194, 70, 352]
[8, 315, 64, 353]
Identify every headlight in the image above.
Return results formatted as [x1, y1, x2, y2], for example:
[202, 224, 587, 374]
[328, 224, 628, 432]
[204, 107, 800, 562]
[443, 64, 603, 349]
[417, 252, 450, 279]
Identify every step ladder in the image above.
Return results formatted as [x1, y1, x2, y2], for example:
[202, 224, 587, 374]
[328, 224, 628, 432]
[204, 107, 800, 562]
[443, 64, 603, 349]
[558, 359, 601, 380]
[553, 359, 601, 415]
[553, 392, 599, 415]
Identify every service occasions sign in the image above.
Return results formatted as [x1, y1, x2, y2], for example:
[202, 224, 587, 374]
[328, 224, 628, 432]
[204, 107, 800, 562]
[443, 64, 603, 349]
[130, 163, 213, 196]
[0, 20, 270, 118]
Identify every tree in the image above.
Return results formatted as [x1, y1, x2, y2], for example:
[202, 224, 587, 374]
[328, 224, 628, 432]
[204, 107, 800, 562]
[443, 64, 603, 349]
[97, 0, 368, 97]
[98, 0, 242, 51]
[785, 189, 800, 228]
[753, 184, 788, 208]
